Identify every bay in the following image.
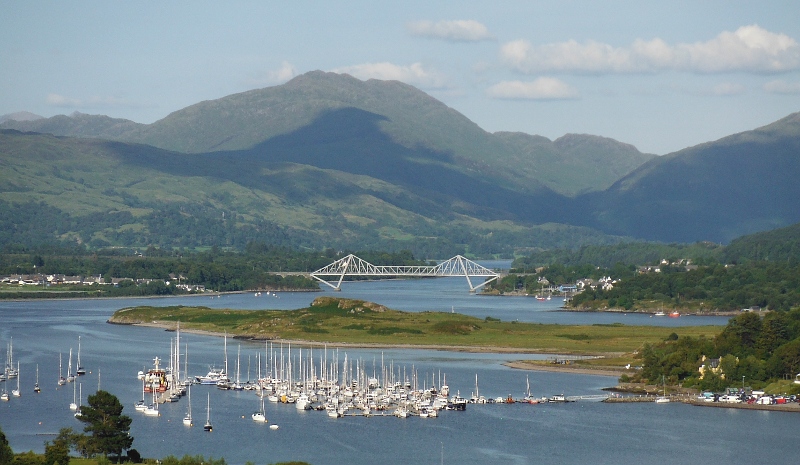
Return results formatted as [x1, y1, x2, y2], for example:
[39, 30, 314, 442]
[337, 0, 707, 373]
[2, 275, 793, 465]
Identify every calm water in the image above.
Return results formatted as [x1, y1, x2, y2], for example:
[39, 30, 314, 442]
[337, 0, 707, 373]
[1, 276, 794, 465]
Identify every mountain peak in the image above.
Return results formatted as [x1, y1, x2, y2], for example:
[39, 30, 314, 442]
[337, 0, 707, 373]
[0, 111, 43, 124]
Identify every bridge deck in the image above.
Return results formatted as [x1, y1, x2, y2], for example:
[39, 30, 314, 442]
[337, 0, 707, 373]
[309, 254, 499, 292]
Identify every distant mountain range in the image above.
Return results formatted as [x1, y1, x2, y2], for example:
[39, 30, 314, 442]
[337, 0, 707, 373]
[1, 72, 652, 197]
[1, 71, 798, 252]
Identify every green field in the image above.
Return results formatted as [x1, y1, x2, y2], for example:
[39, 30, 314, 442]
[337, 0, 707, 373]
[110, 297, 723, 355]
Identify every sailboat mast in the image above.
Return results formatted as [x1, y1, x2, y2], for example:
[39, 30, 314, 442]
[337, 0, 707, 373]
[175, 322, 180, 387]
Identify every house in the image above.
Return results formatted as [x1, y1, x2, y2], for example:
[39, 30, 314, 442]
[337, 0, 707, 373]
[699, 355, 722, 379]
[63, 276, 83, 285]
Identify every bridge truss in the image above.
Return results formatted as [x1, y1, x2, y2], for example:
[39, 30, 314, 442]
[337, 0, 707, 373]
[309, 254, 500, 292]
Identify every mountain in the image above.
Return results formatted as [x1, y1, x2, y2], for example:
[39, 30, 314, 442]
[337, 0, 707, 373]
[0, 111, 143, 139]
[0, 71, 650, 196]
[0, 111, 43, 123]
[584, 112, 800, 243]
[0, 128, 620, 255]
[2, 72, 799, 249]
[494, 132, 655, 196]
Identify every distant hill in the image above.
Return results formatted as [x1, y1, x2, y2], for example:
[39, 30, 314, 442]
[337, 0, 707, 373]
[583, 112, 800, 243]
[0, 111, 143, 139]
[0, 111, 43, 123]
[722, 221, 800, 263]
[494, 132, 655, 196]
[1, 71, 650, 196]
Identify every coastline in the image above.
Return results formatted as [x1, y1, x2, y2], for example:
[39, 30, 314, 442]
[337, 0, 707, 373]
[0, 288, 319, 303]
[503, 360, 626, 377]
[111, 320, 599, 355]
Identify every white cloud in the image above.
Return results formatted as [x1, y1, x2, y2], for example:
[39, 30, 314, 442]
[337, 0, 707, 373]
[486, 78, 579, 100]
[407, 19, 492, 42]
[333, 62, 448, 89]
[501, 25, 800, 74]
[269, 61, 297, 83]
[764, 79, 800, 94]
[245, 61, 298, 88]
[46, 93, 82, 107]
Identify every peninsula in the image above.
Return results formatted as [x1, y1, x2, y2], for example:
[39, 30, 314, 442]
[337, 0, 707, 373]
[109, 297, 723, 370]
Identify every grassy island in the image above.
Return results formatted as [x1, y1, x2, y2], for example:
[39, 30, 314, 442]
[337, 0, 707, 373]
[109, 297, 723, 359]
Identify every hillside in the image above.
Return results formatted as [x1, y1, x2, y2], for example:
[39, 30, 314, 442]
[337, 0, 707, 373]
[722, 221, 800, 263]
[2, 73, 799, 248]
[494, 131, 655, 196]
[0, 129, 621, 254]
[583, 112, 800, 243]
[1, 71, 650, 196]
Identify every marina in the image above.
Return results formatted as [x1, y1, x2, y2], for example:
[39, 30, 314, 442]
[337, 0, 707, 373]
[0, 273, 794, 465]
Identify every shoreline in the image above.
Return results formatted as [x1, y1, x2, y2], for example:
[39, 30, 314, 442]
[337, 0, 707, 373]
[2, 288, 739, 316]
[0, 288, 319, 303]
[113, 320, 603, 356]
[503, 360, 626, 377]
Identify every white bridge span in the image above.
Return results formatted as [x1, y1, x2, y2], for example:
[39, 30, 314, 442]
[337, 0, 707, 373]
[310, 254, 500, 292]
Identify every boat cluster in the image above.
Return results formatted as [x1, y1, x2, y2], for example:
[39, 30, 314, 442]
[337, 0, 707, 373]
[1, 336, 88, 420]
[131, 326, 583, 431]
[1, 339, 22, 401]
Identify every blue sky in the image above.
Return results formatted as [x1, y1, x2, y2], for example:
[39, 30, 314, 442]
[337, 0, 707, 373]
[2, 0, 799, 154]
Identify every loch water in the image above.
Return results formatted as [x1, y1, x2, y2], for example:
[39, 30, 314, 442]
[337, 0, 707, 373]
[0, 274, 794, 465]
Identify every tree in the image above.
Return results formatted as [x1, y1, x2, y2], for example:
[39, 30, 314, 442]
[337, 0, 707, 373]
[0, 426, 13, 465]
[76, 390, 133, 463]
[44, 429, 72, 465]
[11, 451, 45, 465]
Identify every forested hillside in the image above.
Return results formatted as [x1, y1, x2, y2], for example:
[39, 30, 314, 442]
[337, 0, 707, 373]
[581, 112, 800, 243]
[634, 310, 800, 392]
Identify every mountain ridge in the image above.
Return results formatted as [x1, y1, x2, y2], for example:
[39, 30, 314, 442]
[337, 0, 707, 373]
[1, 73, 798, 248]
[584, 111, 800, 243]
[0, 71, 654, 197]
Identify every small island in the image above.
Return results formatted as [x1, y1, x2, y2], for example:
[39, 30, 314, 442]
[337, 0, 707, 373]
[109, 296, 720, 369]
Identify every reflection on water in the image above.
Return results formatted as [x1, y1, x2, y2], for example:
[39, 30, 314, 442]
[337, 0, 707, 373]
[1, 277, 783, 465]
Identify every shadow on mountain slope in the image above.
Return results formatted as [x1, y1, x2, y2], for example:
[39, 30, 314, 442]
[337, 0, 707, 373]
[121, 107, 570, 225]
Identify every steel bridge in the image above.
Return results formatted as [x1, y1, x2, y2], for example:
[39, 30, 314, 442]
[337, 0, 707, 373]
[309, 254, 500, 292]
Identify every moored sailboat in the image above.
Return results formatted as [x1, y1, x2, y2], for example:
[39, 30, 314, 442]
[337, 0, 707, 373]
[34, 364, 41, 393]
[134, 378, 147, 412]
[57, 353, 66, 386]
[143, 388, 160, 416]
[183, 384, 193, 426]
[70, 381, 78, 410]
[76, 336, 86, 376]
[655, 375, 670, 403]
[11, 362, 20, 397]
[74, 383, 83, 417]
[252, 393, 267, 422]
[66, 348, 75, 383]
[203, 393, 213, 431]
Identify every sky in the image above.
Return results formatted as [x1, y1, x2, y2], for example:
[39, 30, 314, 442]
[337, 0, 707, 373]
[2, 1, 799, 155]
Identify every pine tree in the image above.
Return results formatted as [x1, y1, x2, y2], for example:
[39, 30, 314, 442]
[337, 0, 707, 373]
[76, 390, 133, 463]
